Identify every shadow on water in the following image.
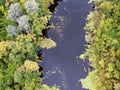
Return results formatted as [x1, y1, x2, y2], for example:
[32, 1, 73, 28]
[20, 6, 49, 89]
[40, 0, 93, 90]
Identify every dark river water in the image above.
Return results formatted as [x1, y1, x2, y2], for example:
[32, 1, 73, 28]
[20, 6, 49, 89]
[41, 0, 92, 90]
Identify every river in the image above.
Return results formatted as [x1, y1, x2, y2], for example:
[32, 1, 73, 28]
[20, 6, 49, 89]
[41, 0, 93, 90]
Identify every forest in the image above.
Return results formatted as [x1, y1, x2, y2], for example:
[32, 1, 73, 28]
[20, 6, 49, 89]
[0, 0, 59, 90]
[80, 0, 120, 90]
[0, 0, 120, 90]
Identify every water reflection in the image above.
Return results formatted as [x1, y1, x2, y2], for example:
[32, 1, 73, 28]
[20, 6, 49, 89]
[51, 7, 72, 37]
[43, 67, 67, 90]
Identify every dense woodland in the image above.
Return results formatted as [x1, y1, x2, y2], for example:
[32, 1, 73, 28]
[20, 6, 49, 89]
[0, 0, 58, 90]
[80, 0, 120, 90]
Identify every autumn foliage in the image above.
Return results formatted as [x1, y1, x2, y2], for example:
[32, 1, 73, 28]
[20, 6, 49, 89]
[80, 0, 120, 90]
